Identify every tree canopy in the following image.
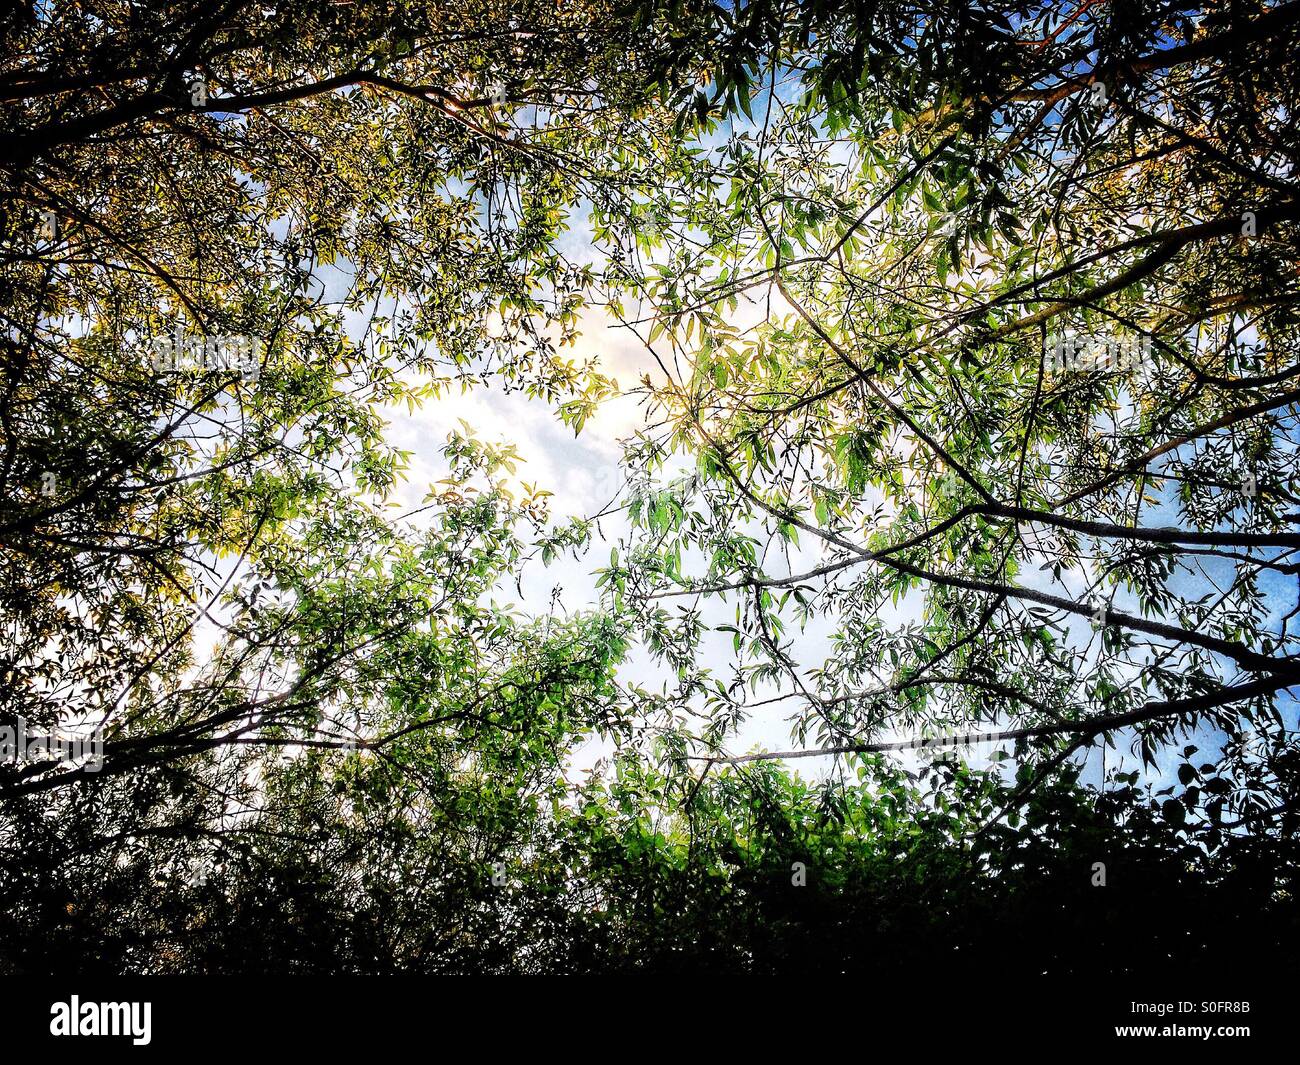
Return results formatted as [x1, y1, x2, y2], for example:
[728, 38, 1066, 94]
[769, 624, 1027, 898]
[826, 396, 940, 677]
[1, 0, 1298, 976]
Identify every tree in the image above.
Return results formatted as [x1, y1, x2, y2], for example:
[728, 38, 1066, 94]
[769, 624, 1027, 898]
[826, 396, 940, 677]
[0, 0, 703, 794]
[0, 0, 670, 968]
[600, 0, 1300, 839]
[1, 0, 1297, 977]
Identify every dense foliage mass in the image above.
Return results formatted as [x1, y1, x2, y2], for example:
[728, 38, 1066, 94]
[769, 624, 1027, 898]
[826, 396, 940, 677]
[1, 1, 1297, 974]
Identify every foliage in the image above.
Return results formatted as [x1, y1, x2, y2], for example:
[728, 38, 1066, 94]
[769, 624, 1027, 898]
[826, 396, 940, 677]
[1, 1, 1297, 975]
[598, 0, 1300, 831]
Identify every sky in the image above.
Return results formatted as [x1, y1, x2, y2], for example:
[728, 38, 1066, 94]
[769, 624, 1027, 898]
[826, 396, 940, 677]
[364, 260, 1297, 800]
[284, 63, 1300, 796]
